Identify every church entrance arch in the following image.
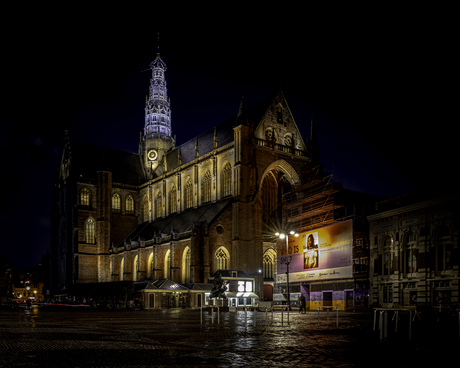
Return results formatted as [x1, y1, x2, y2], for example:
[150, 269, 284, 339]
[259, 159, 300, 192]
[259, 160, 299, 234]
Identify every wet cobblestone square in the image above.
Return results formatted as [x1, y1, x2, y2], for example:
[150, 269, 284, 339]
[0, 307, 458, 367]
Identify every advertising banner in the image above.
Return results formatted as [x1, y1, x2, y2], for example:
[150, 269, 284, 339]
[276, 220, 353, 282]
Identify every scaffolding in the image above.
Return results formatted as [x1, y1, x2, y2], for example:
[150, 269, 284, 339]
[283, 164, 343, 234]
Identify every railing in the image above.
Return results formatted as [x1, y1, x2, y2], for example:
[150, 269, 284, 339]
[254, 138, 308, 157]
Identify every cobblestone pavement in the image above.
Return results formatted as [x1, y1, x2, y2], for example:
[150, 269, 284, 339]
[0, 307, 458, 367]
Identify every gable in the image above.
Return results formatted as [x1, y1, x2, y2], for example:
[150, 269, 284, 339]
[253, 89, 307, 151]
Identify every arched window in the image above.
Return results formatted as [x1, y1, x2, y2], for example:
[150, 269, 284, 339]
[164, 250, 171, 279]
[112, 193, 120, 213]
[263, 249, 276, 279]
[120, 258, 125, 281]
[126, 195, 134, 215]
[143, 196, 149, 222]
[133, 255, 139, 281]
[276, 104, 284, 125]
[215, 247, 229, 271]
[155, 191, 162, 219]
[185, 178, 193, 209]
[86, 218, 95, 244]
[148, 253, 154, 278]
[182, 247, 191, 283]
[169, 185, 177, 214]
[402, 231, 417, 275]
[262, 173, 278, 216]
[222, 163, 232, 197]
[434, 225, 452, 271]
[81, 187, 91, 207]
[202, 170, 211, 204]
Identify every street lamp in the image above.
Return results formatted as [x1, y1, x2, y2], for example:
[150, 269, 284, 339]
[275, 230, 299, 310]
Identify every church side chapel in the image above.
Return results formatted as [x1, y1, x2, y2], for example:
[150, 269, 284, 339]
[51, 49, 314, 305]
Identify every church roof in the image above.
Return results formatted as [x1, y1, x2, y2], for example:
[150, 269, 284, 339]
[68, 140, 145, 185]
[164, 90, 279, 170]
[118, 197, 233, 245]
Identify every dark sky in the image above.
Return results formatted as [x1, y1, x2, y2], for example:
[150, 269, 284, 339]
[0, 9, 454, 269]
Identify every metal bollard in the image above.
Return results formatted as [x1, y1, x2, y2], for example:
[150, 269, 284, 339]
[282, 308, 284, 325]
[254, 308, 256, 327]
[201, 306, 203, 324]
[211, 307, 214, 324]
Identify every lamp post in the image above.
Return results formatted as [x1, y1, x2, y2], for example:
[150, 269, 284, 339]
[275, 230, 299, 310]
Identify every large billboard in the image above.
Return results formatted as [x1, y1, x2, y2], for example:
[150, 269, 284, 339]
[276, 220, 353, 283]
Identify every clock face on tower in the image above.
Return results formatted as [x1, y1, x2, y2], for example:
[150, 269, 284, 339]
[147, 149, 158, 161]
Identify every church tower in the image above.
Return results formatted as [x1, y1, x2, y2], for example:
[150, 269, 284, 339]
[139, 47, 175, 177]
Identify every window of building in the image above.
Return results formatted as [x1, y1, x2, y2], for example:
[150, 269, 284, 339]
[402, 231, 418, 275]
[382, 236, 393, 276]
[262, 173, 277, 216]
[182, 247, 191, 283]
[215, 247, 229, 271]
[112, 193, 121, 213]
[81, 188, 91, 207]
[222, 163, 232, 197]
[148, 253, 154, 278]
[133, 255, 139, 281]
[164, 250, 171, 279]
[263, 249, 276, 279]
[126, 195, 134, 215]
[185, 178, 193, 209]
[120, 258, 125, 281]
[202, 170, 211, 204]
[155, 191, 162, 218]
[143, 196, 149, 222]
[276, 104, 284, 125]
[86, 218, 95, 244]
[434, 225, 453, 272]
[169, 185, 177, 214]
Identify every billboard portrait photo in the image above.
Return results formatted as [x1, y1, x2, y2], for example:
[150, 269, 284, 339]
[276, 220, 353, 283]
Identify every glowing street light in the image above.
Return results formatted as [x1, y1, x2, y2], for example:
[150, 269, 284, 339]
[275, 230, 299, 311]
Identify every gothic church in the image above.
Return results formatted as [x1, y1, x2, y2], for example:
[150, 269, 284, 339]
[51, 51, 313, 298]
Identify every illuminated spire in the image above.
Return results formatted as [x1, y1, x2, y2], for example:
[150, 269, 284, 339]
[144, 34, 172, 139]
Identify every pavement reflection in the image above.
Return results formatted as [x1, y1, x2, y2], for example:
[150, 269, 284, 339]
[0, 308, 458, 367]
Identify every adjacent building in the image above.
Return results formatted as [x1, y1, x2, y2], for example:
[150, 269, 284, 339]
[368, 191, 459, 308]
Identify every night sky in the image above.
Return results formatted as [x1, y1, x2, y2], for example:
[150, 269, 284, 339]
[1, 9, 454, 269]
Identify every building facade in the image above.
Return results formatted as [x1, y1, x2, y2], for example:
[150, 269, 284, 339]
[51, 51, 312, 300]
[368, 192, 459, 308]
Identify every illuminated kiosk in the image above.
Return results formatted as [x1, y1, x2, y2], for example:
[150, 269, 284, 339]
[208, 270, 259, 308]
[136, 279, 190, 309]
